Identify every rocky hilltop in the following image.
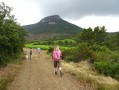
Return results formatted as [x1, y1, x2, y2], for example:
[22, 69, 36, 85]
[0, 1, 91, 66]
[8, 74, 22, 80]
[40, 15, 61, 24]
[23, 15, 83, 40]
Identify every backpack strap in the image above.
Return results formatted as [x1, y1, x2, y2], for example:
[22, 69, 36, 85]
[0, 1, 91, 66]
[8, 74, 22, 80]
[55, 51, 58, 58]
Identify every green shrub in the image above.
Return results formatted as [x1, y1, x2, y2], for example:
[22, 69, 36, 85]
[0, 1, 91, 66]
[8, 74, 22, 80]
[94, 50, 119, 63]
[25, 44, 50, 50]
[91, 44, 112, 53]
[0, 51, 8, 67]
[0, 56, 7, 67]
[110, 51, 119, 62]
[61, 43, 96, 62]
[95, 61, 119, 79]
[47, 46, 54, 53]
[76, 43, 96, 62]
[61, 48, 77, 62]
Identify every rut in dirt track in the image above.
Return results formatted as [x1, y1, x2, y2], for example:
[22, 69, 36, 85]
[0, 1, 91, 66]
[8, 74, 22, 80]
[8, 49, 94, 90]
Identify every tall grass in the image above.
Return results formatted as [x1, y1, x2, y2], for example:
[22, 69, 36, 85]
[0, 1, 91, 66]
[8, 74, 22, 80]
[62, 61, 119, 90]
[0, 52, 24, 90]
[0, 64, 20, 90]
[0, 74, 14, 90]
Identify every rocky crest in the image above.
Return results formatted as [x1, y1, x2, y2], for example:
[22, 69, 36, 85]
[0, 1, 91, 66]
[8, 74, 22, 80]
[23, 14, 83, 40]
[40, 15, 61, 24]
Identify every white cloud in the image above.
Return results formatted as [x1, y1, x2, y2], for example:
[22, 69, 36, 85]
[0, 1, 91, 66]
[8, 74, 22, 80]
[0, 0, 42, 25]
[0, 0, 119, 32]
[66, 16, 119, 32]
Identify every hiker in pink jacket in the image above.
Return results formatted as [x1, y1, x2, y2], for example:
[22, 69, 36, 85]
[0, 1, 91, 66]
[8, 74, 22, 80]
[53, 45, 62, 76]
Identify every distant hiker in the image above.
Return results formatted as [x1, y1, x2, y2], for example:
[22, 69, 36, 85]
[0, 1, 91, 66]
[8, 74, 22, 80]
[37, 47, 41, 57]
[29, 48, 33, 59]
[53, 45, 63, 76]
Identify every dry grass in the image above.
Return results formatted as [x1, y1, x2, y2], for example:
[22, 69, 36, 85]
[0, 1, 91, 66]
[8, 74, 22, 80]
[62, 61, 119, 90]
[0, 64, 21, 90]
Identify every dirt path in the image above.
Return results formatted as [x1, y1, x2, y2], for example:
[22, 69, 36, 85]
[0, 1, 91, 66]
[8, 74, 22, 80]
[8, 49, 94, 90]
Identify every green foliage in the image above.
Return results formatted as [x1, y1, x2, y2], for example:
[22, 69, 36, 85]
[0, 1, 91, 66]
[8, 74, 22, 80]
[91, 44, 112, 52]
[0, 2, 27, 66]
[93, 26, 107, 45]
[34, 38, 77, 46]
[76, 27, 94, 44]
[111, 32, 119, 50]
[0, 77, 8, 90]
[95, 61, 119, 80]
[25, 44, 50, 50]
[76, 43, 96, 62]
[0, 55, 7, 67]
[47, 46, 54, 53]
[76, 26, 107, 46]
[61, 41, 119, 80]
[61, 48, 77, 62]
[34, 41, 50, 45]
[55, 39, 77, 46]
[91, 44, 119, 63]
[61, 43, 96, 62]
[74, 26, 119, 80]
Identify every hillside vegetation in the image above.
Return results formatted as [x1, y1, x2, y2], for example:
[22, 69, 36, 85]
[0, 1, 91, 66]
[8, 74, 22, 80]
[0, 2, 27, 90]
[0, 2, 27, 66]
[26, 26, 119, 90]
[23, 15, 83, 40]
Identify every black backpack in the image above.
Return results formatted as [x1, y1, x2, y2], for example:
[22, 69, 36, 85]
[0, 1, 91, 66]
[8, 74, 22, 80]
[30, 49, 32, 54]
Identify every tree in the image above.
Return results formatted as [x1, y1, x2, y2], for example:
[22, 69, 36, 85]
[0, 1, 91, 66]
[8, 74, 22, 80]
[111, 32, 119, 50]
[76, 27, 94, 45]
[93, 26, 107, 45]
[76, 26, 107, 45]
[115, 32, 119, 46]
[0, 2, 27, 66]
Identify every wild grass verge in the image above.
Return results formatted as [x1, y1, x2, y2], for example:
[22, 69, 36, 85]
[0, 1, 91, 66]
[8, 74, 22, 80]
[0, 53, 25, 90]
[62, 61, 119, 90]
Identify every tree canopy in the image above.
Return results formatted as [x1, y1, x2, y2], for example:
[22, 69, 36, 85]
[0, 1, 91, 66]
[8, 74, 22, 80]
[76, 26, 107, 45]
[0, 2, 27, 66]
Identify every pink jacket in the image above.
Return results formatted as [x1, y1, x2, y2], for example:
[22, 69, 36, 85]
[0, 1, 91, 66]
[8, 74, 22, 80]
[53, 50, 61, 61]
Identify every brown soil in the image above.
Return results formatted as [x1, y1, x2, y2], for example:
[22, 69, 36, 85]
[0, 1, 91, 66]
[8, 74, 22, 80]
[8, 48, 95, 90]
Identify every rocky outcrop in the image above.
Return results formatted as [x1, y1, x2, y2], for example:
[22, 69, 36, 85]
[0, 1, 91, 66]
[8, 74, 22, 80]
[40, 15, 61, 24]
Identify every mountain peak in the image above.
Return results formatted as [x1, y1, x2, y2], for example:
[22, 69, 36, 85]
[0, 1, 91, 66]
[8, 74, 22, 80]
[23, 15, 83, 38]
[39, 15, 61, 24]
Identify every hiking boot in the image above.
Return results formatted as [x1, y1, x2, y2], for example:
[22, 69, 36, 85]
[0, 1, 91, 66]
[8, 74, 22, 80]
[60, 71, 63, 77]
[55, 71, 57, 75]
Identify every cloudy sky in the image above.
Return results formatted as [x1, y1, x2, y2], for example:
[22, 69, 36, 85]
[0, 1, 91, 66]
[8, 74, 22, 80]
[1, 0, 119, 32]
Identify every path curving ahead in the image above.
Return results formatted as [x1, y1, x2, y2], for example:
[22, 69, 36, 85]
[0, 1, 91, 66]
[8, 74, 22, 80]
[8, 48, 94, 90]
